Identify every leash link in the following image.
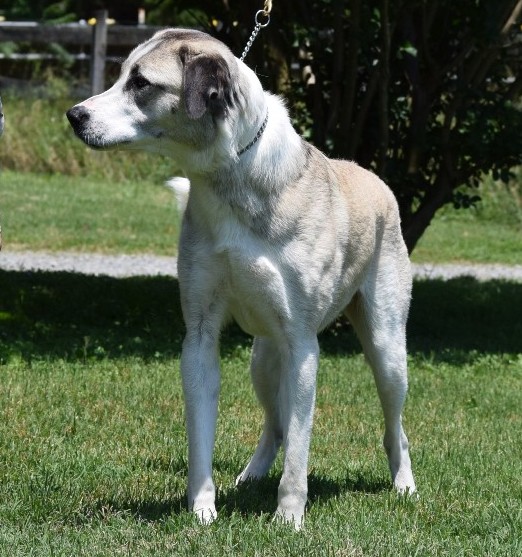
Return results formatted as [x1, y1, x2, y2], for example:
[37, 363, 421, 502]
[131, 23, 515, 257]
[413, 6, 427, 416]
[240, 7, 271, 62]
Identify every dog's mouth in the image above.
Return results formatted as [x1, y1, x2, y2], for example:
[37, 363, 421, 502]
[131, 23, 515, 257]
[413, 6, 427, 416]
[74, 132, 130, 151]
[68, 124, 130, 151]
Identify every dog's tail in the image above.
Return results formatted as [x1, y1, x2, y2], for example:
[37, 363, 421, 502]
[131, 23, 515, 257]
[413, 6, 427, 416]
[165, 177, 190, 214]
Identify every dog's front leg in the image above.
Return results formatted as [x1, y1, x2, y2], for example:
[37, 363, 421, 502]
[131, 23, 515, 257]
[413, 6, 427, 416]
[276, 335, 320, 529]
[181, 328, 221, 524]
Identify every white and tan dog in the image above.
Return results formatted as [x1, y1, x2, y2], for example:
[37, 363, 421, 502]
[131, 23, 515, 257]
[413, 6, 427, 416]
[67, 28, 416, 527]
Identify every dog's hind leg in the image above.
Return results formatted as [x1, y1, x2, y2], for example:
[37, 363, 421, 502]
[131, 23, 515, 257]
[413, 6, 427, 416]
[236, 337, 283, 484]
[238, 334, 319, 528]
[344, 259, 416, 495]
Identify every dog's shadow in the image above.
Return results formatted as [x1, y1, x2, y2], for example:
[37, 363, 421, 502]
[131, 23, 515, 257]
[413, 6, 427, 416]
[1, 270, 521, 361]
[94, 469, 389, 524]
[219, 471, 389, 518]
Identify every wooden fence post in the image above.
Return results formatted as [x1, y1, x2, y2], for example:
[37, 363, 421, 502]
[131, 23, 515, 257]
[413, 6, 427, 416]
[90, 10, 108, 96]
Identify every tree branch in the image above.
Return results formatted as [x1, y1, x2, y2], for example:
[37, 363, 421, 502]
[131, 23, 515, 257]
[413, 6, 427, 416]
[402, 171, 452, 253]
[326, 0, 346, 135]
[348, 64, 381, 159]
[336, 0, 361, 156]
[377, 0, 391, 176]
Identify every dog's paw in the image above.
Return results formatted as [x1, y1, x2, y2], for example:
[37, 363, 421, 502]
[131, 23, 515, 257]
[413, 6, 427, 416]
[393, 468, 416, 494]
[273, 505, 305, 530]
[396, 486, 419, 501]
[235, 463, 262, 486]
[193, 505, 217, 525]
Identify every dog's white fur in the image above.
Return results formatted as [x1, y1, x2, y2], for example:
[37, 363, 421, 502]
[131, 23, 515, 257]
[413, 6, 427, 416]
[67, 29, 416, 528]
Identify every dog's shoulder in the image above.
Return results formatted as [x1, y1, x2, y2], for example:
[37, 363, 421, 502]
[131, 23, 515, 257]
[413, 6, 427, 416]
[328, 158, 399, 216]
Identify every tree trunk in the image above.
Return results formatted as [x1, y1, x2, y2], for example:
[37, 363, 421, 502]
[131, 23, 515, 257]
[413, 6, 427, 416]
[377, 0, 391, 176]
[336, 0, 361, 157]
[402, 173, 452, 253]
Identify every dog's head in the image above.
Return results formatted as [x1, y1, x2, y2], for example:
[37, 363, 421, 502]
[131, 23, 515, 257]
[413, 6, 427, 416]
[66, 29, 261, 172]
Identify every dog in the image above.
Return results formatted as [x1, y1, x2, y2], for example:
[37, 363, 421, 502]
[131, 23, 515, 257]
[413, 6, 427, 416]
[66, 28, 416, 528]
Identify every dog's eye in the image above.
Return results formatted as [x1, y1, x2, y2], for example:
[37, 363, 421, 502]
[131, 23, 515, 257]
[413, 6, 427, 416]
[133, 74, 151, 90]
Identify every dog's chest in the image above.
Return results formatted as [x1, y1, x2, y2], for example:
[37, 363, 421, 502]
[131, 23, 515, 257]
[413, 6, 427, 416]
[182, 183, 360, 336]
[218, 241, 291, 337]
[183, 196, 295, 335]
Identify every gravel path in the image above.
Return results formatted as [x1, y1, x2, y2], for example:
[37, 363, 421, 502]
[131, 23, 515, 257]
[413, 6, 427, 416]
[0, 250, 178, 278]
[411, 262, 522, 282]
[1, 249, 521, 282]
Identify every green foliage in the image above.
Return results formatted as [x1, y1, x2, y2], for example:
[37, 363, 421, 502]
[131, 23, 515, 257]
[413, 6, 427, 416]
[249, 0, 522, 250]
[3, 1, 108, 22]
[42, 1, 77, 23]
[142, 1, 212, 28]
[1, 1, 207, 24]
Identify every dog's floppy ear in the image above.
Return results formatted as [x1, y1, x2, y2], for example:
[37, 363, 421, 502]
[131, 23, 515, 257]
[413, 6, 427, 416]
[182, 51, 234, 120]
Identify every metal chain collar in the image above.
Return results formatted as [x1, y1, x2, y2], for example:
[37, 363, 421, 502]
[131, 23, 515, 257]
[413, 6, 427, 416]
[237, 110, 269, 156]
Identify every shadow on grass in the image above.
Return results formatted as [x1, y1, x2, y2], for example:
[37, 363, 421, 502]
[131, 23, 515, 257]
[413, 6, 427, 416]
[0, 270, 182, 362]
[218, 470, 389, 519]
[1, 270, 521, 363]
[90, 496, 187, 524]
[90, 471, 390, 524]
[319, 278, 522, 362]
[0, 269, 256, 362]
[408, 276, 522, 362]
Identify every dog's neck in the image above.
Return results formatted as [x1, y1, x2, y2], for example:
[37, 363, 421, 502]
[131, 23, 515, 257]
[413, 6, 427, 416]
[237, 109, 269, 157]
[184, 60, 306, 213]
[234, 59, 270, 158]
[186, 93, 307, 229]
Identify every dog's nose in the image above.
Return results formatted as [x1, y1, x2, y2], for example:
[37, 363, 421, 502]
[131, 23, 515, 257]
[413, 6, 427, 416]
[66, 105, 90, 132]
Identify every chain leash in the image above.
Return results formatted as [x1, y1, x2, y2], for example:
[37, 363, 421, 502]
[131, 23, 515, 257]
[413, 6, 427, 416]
[239, 1, 272, 62]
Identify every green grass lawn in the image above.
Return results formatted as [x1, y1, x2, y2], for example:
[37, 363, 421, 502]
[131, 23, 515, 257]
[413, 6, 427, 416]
[411, 176, 521, 265]
[0, 170, 180, 254]
[0, 270, 521, 556]
[0, 169, 521, 554]
[411, 214, 522, 265]
[1, 169, 521, 263]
